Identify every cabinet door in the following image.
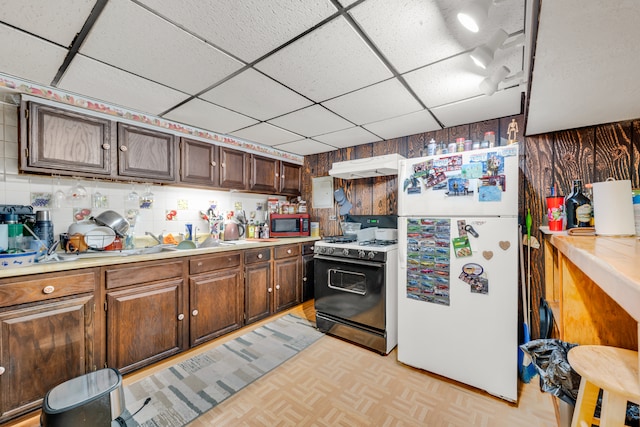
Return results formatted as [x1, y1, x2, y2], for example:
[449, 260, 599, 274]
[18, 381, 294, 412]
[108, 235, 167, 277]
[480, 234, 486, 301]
[0, 295, 95, 423]
[22, 102, 113, 176]
[117, 122, 177, 182]
[190, 267, 243, 346]
[219, 146, 248, 189]
[180, 138, 219, 186]
[273, 257, 301, 312]
[280, 162, 302, 195]
[250, 154, 279, 193]
[244, 262, 272, 324]
[106, 279, 184, 373]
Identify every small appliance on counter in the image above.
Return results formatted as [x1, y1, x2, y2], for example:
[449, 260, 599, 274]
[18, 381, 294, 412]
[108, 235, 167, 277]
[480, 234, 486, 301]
[269, 213, 310, 237]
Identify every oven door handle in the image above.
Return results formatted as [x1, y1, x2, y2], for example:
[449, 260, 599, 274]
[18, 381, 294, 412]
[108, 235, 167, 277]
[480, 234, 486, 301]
[314, 255, 384, 268]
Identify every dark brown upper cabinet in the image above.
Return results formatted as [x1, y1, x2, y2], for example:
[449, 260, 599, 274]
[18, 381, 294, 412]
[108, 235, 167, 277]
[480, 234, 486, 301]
[117, 123, 177, 183]
[21, 102, 114, 176]
[179, 137, 220, 187]
[250, 154, 301, 195]
[219, 146, 248, 190]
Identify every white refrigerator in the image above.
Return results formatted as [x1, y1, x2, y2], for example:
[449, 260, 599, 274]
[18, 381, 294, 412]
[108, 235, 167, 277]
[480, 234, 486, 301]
[397, 144, 519, 402]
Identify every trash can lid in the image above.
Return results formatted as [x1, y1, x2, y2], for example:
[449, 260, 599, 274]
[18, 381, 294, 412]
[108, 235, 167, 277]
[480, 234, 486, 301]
[44, 368, 122, 411]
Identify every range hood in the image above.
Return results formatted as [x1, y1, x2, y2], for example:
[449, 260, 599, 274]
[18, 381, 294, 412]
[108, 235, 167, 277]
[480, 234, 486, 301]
[328, 153, 405, 179]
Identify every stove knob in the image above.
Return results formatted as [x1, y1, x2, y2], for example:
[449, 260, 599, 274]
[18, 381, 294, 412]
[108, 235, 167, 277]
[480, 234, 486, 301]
[358, 250, 366, 258]
[342, 248, 350, 256]
[368, 251, 376, 259]
[326, 247, 334, 255]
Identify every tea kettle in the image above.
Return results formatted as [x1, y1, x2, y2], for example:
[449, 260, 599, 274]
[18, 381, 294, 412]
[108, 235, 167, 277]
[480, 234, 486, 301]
[223, 218, 245, 241]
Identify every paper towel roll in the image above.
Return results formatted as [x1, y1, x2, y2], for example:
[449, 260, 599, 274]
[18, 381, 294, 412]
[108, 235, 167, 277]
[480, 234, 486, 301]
[592, 179, 635, 236]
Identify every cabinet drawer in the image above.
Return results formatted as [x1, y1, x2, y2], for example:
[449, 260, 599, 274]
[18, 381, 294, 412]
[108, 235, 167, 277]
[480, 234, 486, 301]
[244, 248, 271, 264]
[0, 270, 96, 307]
[106, 260, 184, 289]
[190, 252, 241, 274]
[274, 244, 300, 259]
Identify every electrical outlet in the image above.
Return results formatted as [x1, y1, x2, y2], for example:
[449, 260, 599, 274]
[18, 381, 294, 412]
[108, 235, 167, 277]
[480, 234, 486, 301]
[329, 215, 337, 221]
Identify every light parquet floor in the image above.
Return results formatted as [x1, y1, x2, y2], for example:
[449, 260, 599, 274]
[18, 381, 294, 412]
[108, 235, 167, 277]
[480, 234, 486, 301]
[7, 301, 558, 427]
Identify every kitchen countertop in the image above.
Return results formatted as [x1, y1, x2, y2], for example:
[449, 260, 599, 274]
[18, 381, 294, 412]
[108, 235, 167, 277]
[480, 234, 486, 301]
[0, 237, 319, 279]
[548, 234, 640, 322]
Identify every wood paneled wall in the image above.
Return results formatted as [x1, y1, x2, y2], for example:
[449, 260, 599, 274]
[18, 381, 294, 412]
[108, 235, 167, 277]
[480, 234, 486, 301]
[301, 114, 639, 341]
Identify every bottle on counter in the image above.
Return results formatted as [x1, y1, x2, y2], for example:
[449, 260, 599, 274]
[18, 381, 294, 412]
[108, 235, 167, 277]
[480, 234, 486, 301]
[565, 179, 592, 228]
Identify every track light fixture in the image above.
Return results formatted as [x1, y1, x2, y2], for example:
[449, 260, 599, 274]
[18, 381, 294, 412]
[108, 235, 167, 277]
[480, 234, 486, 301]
[469, 29, 508, 69]
[479, 66, 523, 96]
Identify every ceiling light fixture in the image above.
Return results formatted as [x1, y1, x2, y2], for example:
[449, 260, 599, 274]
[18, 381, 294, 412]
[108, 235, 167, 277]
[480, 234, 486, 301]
[457, 0, 493, 33]
[479, 66, 523, 96]
[469, 29, 526, 69]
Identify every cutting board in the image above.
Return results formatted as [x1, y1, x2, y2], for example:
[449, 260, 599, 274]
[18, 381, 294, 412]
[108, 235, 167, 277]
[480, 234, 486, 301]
[245, 238, 280, 242]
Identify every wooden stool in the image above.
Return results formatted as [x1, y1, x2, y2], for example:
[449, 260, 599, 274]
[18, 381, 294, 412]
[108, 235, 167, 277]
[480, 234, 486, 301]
[568, 345, 640, 427]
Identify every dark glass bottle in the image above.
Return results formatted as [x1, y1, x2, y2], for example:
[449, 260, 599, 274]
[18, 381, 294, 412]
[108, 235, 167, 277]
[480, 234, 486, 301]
[565, 179, 592, 228]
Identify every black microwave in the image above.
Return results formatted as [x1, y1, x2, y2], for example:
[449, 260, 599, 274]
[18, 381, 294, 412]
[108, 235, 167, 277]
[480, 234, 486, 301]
[269, 213, 310, 237]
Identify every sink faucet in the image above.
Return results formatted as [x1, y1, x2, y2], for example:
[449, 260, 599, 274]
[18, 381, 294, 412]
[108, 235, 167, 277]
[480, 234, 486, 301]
[145, 231, 162, 244]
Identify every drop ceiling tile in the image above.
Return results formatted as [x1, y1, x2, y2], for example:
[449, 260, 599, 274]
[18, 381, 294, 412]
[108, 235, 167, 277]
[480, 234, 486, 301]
[256, 16, 393, 102]
[0, 0, 95, 46]
[362, 109, 441, 140]
[274, 139, 336, 156]
[350, 0, 526, 74]
[431, 85, 522, 128]
[164, 98, 258, 134]
[230, 123, 301, 146]
[322, 78, 422, 125]
[59, 55, 189, 115]
[200, 69, 312, 121]
[403, 48, 523, 108]
[0, 25, 67, 86]
[80, 0, 243, 95]
[312, 126, 380, 149]
[136, 0, 337, 63]
[268, 105, 353, 137]
[526, 0, 640, 135]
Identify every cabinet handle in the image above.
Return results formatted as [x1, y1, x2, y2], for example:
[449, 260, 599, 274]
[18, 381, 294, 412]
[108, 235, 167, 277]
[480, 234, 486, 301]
[303, 277, 307, 281]
[211, 161, 217, 167]
[102, 143, 110, 150]
[42, 285, 55, 294]
[275, 284, 280, 290]
[287, 249, 292, 254]
[281, 175, 285, 179]
[268, 287, 272, 293]
[0, 366, 4, 375]
[178, 313, 185, 321]
[197, 261, 203, 267]
[257, 253, 263, 259]
[221, 163, 226, 168]
[120, 145, 128, 152]
[275, 173, 279, 178]
[192, 309, 198, 316]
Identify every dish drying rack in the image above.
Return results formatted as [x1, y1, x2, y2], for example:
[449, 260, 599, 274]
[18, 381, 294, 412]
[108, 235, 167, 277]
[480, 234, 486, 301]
[60, 232, 122, 253]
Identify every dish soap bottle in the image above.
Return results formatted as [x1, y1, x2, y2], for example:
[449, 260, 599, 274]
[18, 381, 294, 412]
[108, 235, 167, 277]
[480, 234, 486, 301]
[565, 179, 592, 228]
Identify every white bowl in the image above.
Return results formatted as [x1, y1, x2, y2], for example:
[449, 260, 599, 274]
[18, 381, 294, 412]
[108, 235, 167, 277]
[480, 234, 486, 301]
[68, 220, 97, 236]
[84, 226, 116, 249]
[0, 251, 38, 269]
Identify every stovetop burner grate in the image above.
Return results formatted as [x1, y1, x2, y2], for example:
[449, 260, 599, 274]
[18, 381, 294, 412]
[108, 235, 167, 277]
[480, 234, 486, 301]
[358, 239, 398, 247]
[321, 235, 357, 244]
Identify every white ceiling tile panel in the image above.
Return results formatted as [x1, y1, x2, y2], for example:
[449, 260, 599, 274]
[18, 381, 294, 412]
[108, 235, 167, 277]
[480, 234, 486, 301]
[312, 126, 380, 149]
[230, 123, 302, 146]
[431, 85, 522, 128]
[403, 48, 522, 108]
[362, 110, 441, 140]
[200, 69, 313, 121]
[136, 0, 337, 63]
[80, 0, 243, 95]
[163, 98, 258, 134]
[273, 139, 336, 156]
[59, 55, 190, 115]
[268, 105, 353, 137]
[350, 0, 525, 75]
[322, 78, 422, 125]
[256, 16, 393, 102]
[0, 0, 96, 46]
[0, 25, 67, 86]
[526, 0, 640, 135]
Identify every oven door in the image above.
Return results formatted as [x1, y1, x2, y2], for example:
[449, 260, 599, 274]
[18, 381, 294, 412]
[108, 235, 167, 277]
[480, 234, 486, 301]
[314, 254, 385, 331]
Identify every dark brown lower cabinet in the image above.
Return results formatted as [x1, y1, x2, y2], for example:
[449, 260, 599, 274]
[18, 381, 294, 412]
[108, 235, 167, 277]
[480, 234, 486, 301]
[104, 260, 186, 374]
[244, 247, 272, 324]
[0, 270, 98, 424]
[273, 244, 301, 312]
[189, 252, 244, 347]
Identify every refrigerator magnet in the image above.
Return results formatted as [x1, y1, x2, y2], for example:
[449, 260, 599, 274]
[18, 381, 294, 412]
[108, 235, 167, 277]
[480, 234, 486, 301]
[452, 236, 472, 257]
[478, 185, 502, 202]
[445, 176, 472, 197]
